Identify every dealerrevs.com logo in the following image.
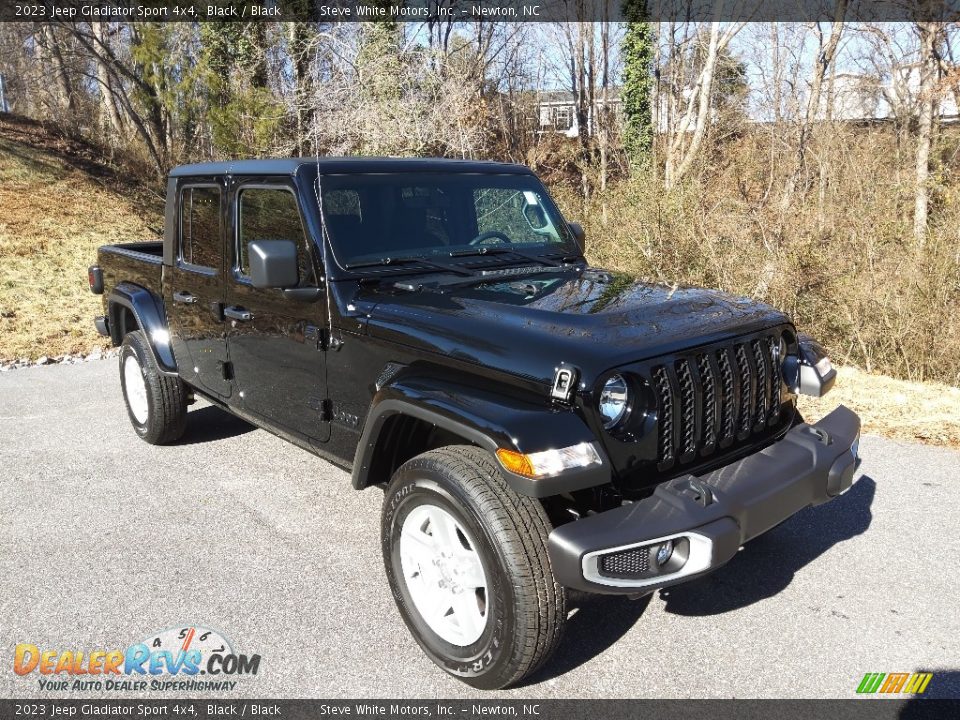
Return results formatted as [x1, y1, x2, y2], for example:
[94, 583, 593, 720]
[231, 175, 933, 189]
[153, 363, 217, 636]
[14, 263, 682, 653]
[13, 626, 261, 692]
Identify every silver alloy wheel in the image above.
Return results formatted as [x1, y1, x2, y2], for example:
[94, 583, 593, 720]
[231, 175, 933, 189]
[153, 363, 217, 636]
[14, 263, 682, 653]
[399, 503, 489, 646]
[123, 353, 149, 425]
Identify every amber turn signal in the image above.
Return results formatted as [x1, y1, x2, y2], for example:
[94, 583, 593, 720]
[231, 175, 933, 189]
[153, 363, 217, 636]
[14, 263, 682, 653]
[496, 443, 602, 479]
[495, 448, 536, 478]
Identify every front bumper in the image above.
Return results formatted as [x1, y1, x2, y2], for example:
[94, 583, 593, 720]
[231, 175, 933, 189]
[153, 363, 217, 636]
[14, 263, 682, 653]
[547, 405, 861, 594]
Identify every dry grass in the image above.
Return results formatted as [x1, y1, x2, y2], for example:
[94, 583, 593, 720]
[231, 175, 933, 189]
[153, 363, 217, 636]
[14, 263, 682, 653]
[798, 367, 960, 448]
[1, 114, 958, 449]
[0, 117, 163, 360]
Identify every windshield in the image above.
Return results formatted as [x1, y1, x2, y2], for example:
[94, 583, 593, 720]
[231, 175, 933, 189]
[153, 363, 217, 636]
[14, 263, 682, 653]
[319, 173, 578, 269]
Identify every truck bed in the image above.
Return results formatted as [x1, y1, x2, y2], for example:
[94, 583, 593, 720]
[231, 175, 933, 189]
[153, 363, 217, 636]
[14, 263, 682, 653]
[97, 241, 164, 299]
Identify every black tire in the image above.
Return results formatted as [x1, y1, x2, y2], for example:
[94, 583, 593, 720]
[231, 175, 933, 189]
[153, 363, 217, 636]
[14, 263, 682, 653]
[119, 330, 188, 445]
[381, 446, 566, 690]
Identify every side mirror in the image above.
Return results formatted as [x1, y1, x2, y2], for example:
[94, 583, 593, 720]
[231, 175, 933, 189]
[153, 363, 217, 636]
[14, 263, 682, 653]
[248, 239, 298, 289]
[568, 222, 586, 253]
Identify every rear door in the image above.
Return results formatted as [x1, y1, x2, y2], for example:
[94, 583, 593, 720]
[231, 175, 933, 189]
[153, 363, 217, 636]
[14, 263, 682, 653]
[166, 180, 231, 399]
[223, 178, 329, 442]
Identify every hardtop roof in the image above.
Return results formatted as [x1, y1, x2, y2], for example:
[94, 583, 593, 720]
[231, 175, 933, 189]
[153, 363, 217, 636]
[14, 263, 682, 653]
[169, 157, 534, 178]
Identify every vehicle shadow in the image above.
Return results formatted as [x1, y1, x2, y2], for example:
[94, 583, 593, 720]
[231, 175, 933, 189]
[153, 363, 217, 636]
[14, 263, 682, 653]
[177, 404, 256, 445]
[659, 475, 876, 616]
[522, 592, 652, 685]
[900, 670, 960, 715]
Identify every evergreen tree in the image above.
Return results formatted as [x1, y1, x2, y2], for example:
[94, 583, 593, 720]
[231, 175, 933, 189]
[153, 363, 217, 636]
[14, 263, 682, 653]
[200, 8, 280, 158]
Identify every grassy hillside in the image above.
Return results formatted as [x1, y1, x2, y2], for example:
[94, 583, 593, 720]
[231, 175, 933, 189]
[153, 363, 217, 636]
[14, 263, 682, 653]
[0, 114, 163, 360]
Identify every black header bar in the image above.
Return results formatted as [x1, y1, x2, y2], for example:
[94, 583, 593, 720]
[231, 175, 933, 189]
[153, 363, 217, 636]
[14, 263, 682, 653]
[0, 699, 957, 719]
[3, 0, 959, 23]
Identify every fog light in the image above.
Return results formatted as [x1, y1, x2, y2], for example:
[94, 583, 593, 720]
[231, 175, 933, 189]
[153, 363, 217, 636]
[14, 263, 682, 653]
[656, 540, 674, 567]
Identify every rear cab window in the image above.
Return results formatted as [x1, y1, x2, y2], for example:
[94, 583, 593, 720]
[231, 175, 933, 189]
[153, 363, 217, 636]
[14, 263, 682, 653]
[178, 185, 222, 272]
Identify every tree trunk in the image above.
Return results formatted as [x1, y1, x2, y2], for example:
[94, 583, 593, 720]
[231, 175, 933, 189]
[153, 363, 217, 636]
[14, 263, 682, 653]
[780, 0, 847, 210]
[91, 22, 125, 136]
[914, 22, 941, 246]
[664, 22, 723, 189]
[288, 22, 315, 155]
[40, 25, 74, 116]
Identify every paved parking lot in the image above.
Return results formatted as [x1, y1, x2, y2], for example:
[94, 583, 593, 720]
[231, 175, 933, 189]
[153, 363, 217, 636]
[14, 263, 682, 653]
[1, 360, 958, 699]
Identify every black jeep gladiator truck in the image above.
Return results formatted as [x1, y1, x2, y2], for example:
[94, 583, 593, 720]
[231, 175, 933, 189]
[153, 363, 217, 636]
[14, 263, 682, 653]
[90, 158, 859, 689]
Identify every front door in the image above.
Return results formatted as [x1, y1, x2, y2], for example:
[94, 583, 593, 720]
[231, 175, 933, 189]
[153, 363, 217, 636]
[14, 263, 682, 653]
[224, 179, 329, 442]
[166, 181, 231, 399]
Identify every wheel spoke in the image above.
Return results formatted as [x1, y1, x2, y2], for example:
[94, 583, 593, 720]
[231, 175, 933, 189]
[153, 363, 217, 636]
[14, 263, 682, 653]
[426, 506, 457, 548]
[400, 526, 436, 570]
[452, 552, 486, 589]
[430, 593, 456, 627]
[451, 591, 484, 642]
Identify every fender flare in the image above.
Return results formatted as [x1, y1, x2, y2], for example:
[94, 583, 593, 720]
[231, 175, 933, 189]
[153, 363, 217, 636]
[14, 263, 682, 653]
[107, 282, 178, 376]
[351, 377, 610, 498]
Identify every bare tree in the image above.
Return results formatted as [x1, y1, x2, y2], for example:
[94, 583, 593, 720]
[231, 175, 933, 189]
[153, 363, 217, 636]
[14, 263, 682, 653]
[662, 17, 743, 189]
[91, 22, 125, 136]
[37, 24, 75, 116]
[780, 0, 847, 209]
[914, 21, 944, 244]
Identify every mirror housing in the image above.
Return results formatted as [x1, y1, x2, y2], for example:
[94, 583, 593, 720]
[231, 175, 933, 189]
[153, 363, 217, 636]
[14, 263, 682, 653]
[248, 240, 299, 289]
[568, 222, 586, 253]
[797, 334, 837, 397]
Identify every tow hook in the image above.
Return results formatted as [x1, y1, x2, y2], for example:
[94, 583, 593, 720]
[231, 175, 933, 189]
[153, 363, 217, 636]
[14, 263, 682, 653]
[672, 477, 714, 507]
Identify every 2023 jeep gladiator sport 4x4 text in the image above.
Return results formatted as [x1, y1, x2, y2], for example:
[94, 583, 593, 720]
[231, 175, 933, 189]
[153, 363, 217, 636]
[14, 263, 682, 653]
[90, 158, 860, 689]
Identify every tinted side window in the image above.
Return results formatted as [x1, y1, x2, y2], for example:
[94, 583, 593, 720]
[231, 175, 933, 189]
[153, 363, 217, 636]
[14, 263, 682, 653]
[179, 186, 221, 271]
[474, 188, 562, 244]
[237, 188, 311, 280]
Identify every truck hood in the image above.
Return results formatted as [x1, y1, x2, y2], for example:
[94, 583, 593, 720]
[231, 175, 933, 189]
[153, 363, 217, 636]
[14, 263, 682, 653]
[361, 270, 790, 387]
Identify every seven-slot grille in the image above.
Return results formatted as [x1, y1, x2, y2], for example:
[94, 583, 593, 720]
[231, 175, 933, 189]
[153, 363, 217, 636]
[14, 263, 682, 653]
[652, 332, 784, 470]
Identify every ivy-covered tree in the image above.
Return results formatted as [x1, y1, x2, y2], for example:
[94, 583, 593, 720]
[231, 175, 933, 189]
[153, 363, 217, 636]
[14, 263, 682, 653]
[620, 2, 655, 169]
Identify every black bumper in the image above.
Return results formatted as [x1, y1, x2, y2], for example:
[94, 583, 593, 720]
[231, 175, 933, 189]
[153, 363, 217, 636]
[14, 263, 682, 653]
[547, 405, 861, 594]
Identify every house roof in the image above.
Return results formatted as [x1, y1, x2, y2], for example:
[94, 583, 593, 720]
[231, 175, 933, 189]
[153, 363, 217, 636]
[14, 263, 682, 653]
[536, 88, 622, 105]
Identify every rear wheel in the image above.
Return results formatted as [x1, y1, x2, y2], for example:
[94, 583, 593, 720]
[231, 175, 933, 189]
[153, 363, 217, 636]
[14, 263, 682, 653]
[119, 331, 187, 445]
[381, 446, 566, 689]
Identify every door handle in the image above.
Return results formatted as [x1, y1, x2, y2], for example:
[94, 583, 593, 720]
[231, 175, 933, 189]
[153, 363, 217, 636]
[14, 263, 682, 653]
[172, 291, 197, 304]
[224, 306, 253, 322]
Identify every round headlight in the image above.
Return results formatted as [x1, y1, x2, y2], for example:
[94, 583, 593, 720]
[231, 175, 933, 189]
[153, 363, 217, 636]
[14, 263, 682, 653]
[599, 374, 630, 429]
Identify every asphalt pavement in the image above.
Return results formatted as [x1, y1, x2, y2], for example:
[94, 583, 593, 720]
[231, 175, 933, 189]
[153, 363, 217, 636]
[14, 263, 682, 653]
[1, 360, 958, 699]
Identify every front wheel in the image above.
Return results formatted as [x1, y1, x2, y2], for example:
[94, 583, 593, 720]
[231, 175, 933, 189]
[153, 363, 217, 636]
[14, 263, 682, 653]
[381, 446, 566, 689]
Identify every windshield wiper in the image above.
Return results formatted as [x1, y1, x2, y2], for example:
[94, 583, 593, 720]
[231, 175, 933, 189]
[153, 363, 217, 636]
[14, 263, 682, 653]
[345, 255, 477, 277]
[449, 247, 569, 267]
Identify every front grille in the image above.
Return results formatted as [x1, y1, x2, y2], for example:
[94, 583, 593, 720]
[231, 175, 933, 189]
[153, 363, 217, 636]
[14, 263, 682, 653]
[652, 367, 675, 465]
[599, 546, 650, 578]
[652, 330, 786, 471]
